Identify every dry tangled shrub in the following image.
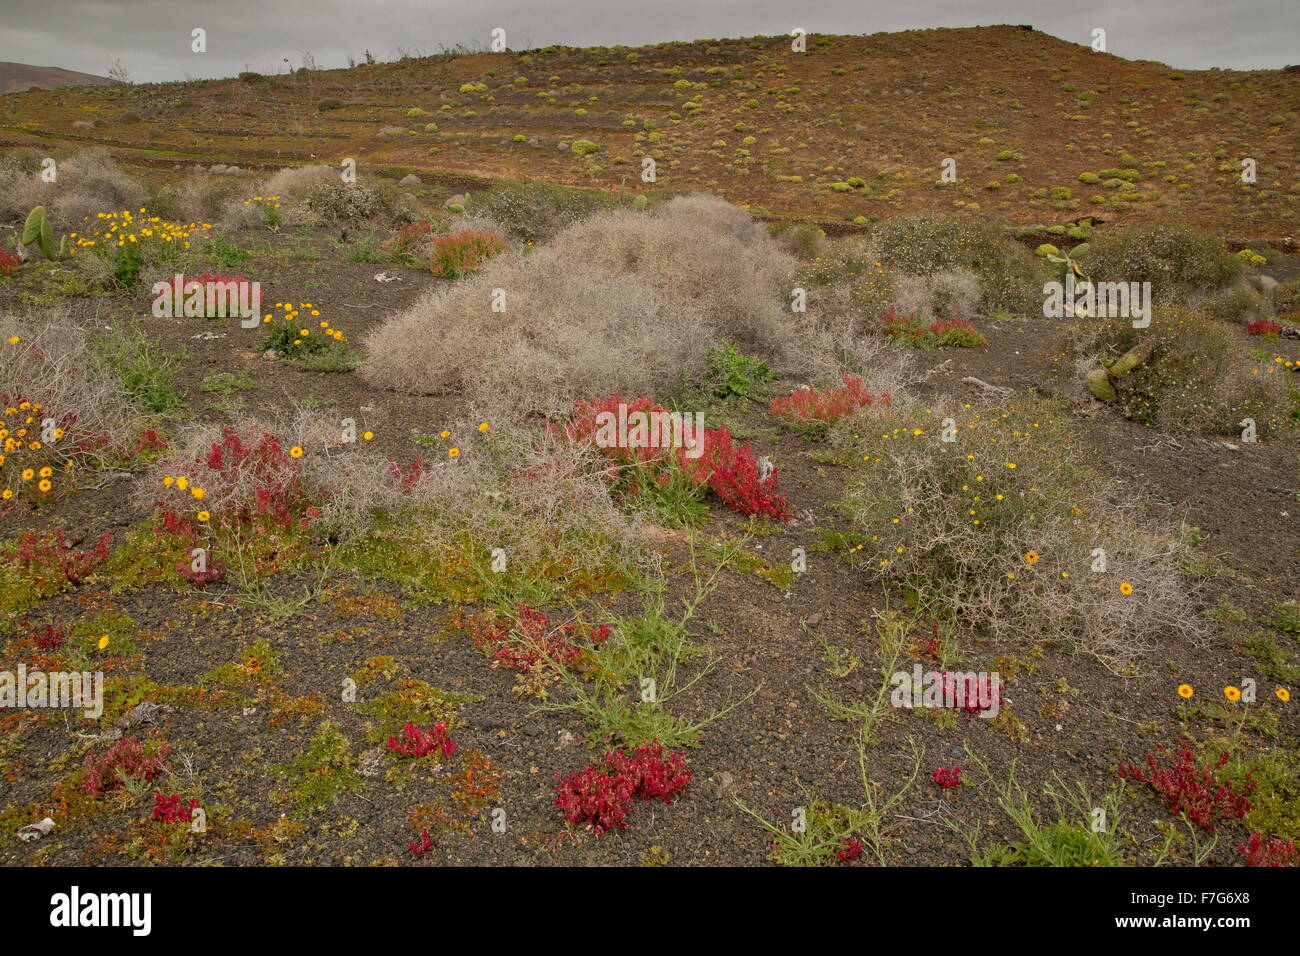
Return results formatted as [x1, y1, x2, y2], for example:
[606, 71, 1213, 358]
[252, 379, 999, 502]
[216, 164, 335, 229]
[139, 406, 645, 586]
[892, 269, 981, 321]
[362, 194, 820, 415]
[0, 150, 147, 231]
[0, 310, 141, 459]
[836, 393, 1205, 670]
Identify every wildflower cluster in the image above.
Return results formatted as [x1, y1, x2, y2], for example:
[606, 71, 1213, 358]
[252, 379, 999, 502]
[555, 740, 691, 835]
[0, 394, 71, 503]
[69, 208, 210, 285]
[261, 301, 347, 358]
[242, 195, 283, 226]
[154, 426, 316, 537]
[1116, 743, 1255, 833]
[843, 395, 1202, 666]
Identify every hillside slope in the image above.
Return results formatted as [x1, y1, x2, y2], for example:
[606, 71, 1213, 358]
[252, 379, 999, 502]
[0, 26, 1296, 235]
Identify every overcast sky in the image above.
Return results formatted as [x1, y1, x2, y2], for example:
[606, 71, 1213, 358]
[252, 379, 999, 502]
[4, 0, 1297, 83]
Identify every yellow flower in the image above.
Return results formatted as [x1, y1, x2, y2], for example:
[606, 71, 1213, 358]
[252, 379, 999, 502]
[197, 510, 210, 522]
[38, 479, 51, 492]
[1024, 550, 1039, 565]
[21, 468, 33, 481]
[97, 636, 110, 650]
[1277, 688, 1290, 702]
[440, 430, 451, 439]
[1223, 686, 1241, 702]
[478, 422, 489, 432]
[163, 475, 174, 487]
[53, 428, 64, 439]
[362, 431, 373, 441]
[448, 448, 460, 458]
[192, 487, 206, 499]
[1119, 581, 1133, 595]
[1177, 684, 1194, 699]
[290, 446, 304, 458]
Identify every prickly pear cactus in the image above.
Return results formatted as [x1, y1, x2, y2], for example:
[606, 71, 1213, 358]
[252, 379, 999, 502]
[22, 205, 58, 260]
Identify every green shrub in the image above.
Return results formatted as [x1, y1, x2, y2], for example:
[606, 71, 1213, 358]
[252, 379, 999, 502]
[872, 214, 1040, 315]
[476, 181, 617, 242]
[1084, 223, 1241, 302]
[570, 139, 601, 155]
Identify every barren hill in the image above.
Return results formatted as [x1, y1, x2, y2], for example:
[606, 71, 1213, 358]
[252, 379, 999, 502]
[0, 61, 114, 94]
[1, 26, 1296, 235]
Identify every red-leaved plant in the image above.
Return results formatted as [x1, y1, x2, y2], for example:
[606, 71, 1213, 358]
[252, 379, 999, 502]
[84, 737, 172, 798]
[388, 720, 456, 759]
[1116, 743, 1254, 832]
[555, 740, 691, 835]
[1239, 834, 1298, 867]
[470, 604, 611, 673]
[561, 394, 791, 519]
[769, 375, 889, 436]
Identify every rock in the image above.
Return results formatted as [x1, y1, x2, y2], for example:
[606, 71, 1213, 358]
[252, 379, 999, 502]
[398, 173, 422, 186]
[442, 193, 466, 210]
[804, 612, 823, 627]
[17, 818, 55, 842]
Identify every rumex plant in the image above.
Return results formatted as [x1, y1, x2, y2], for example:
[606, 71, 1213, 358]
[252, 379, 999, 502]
[470, 604, 610, 673]
[932, 765, 964, 790]
[555, 740, 691, 835]
[429, 229, 507, 279]
[83, 737, 172, 798]
[562, 394, 790, 519]
[880, 310, 986, 349]
[1238, 834, 1298, 867]
[9, 530, 111, 585]
[1116, 743, 1254, 832]
[1245, 319, 1283, 339]
[769, 375, 890, 437]
[151, 793, 199, 824]
[388, 720, 456, 759]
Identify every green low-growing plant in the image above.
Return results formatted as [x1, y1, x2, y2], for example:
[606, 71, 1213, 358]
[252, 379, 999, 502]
[88, 327, 188, 413]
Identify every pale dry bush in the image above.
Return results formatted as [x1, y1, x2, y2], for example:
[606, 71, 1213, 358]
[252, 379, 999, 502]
[892, 269, 981, 321]
[362, 194, 807, 414]
[794, 281, 916, 395]
[216, 164, 336, 230]
[364, 254, 711, 417]
[403, 417, 646, 579]
[0, 150, 146, 231]
[838, 395, 1205, 670]
[537, 197, 796, 359]
[0, 310, 140, 462]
